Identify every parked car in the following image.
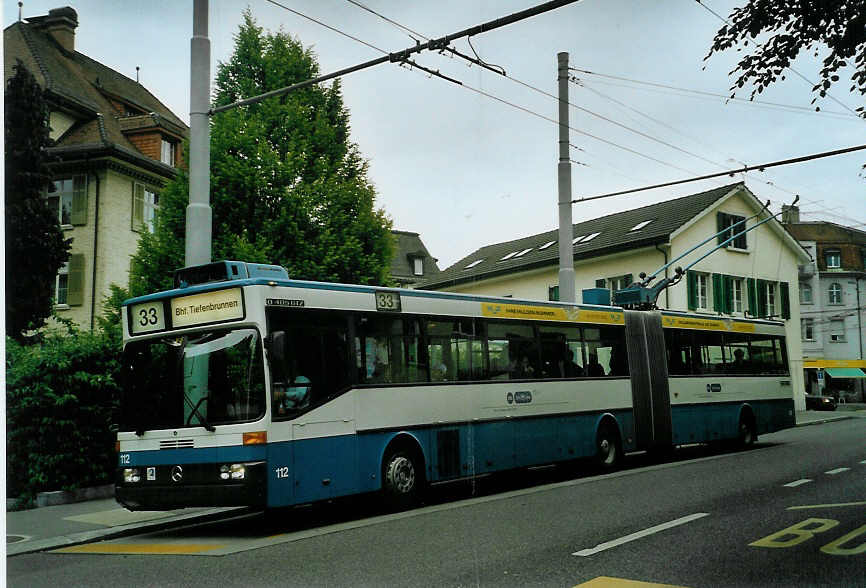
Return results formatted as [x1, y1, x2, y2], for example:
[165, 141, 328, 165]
[805, 393, 837, 411]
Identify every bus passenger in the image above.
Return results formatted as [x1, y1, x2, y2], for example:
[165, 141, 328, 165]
[586, 353, 605, 377]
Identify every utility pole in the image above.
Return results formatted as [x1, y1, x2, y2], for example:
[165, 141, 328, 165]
[557, 51, 575, 303]
[187, 0, 212, 266]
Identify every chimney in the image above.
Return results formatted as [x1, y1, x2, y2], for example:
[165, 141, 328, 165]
[781, 204, 800, 224]
[33, 7, 78, 53]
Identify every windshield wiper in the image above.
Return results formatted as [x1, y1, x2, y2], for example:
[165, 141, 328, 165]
[183, 394, 216, 432]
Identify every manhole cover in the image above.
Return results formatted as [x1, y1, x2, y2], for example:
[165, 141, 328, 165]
[7, 534, 30, 544]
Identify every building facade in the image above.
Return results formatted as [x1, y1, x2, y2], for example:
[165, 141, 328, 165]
[420, 184, 810, 410]
[783, 207, 866, 401]
[5, 7, 188, 330]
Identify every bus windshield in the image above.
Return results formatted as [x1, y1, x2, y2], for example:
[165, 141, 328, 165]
[120, 328, 266, 433]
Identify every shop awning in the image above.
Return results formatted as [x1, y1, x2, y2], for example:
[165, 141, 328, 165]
[824, 367, 866, 379]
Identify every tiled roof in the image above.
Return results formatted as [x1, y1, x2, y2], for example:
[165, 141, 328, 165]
[4, 17, 187, 169]
[390, 230, 440, 283]
[420, 183, 744, 289]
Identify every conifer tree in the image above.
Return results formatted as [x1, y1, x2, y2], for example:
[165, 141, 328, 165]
[4, 61, 70, 340]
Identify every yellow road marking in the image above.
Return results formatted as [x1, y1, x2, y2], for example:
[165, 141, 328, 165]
[55, 543, 226, 554]
[787, 501, 866, 510]
[576, 577, 689, 588]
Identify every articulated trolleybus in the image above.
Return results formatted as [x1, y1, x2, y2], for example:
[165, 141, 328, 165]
[116, 260, 795, 510]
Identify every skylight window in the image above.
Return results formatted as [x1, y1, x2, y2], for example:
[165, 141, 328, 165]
[572, 235, 586, 244]
[513, 248, 533, 258]
[629, 220, 653, 232]
[464, 259, 484, 269]
[499, 251, 518, 261]
[538, 240, 556, 250]
[578, 231, 601, 244]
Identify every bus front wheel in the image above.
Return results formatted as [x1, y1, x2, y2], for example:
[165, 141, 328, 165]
[382, 448, 424, 509]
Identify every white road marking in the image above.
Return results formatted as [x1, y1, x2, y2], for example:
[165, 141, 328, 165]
[572, 513, 710, 557]
[825, 468, 851, 475]
[783, 479, 812, 487]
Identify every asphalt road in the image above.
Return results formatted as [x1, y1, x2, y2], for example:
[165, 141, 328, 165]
[8, 418, 864, 587]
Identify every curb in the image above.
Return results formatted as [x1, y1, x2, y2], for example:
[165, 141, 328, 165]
[795, 414, 854, 427]
[6, 505, 254, 557]
[36, 484, 115, 507]
[7, 484, 115, 512]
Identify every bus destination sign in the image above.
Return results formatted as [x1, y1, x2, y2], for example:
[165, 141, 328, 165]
[171, 288, 244, 328]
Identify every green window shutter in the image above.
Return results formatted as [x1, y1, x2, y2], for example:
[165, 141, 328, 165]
[595, 278, 606, 288]
[132, 183, 145, 232]
[70, 174, 88, 225]
[548, 286, 559, 301]
[720, 274, 732, 314]
[687, 270, 697, 310]
[747, 277, 757, 317]
[67, 254, 85, 306]
[756, 279, 768, 318]
[717, 212, 727, 245]
[712, 273, 723, 311]
[780, 281, 790, 319]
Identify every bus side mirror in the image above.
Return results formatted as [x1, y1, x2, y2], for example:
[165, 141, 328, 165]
[268, 331, 286, 364]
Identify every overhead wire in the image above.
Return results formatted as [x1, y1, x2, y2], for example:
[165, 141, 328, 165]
[569, 68, 859, 119]
[331, 0, 715, 179]
[572, 144, 866, 202]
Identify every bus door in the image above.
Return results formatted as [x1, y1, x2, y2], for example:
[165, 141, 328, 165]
[624, 311, 672, 449]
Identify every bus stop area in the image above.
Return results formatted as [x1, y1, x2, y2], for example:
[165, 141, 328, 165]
[5, 405, 864, 557]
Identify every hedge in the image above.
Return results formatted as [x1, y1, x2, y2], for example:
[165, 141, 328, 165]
[6, 330, 122, 503]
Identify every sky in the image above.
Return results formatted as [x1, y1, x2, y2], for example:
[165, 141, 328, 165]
[5, 0, 864, 269]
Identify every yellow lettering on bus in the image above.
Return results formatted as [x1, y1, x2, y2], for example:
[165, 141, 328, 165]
[749, 518, 839, 548]
[820, 524, 866, 556]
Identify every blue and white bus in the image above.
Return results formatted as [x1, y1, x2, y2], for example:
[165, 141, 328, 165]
[116, 260, 795, 510]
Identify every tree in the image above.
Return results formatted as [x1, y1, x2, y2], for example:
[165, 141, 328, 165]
[704, 0, 866, 117]
[129, 10, 393, 296]
[4, 60, 71, 340]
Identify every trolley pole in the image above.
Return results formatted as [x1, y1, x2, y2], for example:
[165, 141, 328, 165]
[186, 0, 212, 266]
[557, 51, 575, 303]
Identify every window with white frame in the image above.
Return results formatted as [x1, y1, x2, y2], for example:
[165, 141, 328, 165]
[133, 183, 160, 233]
[731, 278, 744, 313]
[825, 250, 841, 268]
[800, 282, 813, 304]
[801, 318, 814, 341]
[766, 282, 777, 316]
[55, 261, 69, 306]
[161, 139, 176, 167]
[696, 273, 709, 310]
[828, 282, 843, 304]
[829, 319, 845, 342]
[412, 257, 423, 276]
[46, 178, 76, 225]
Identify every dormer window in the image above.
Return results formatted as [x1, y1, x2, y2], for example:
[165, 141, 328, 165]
[413, 257, 423, 276]
[161, 139, 176, 167]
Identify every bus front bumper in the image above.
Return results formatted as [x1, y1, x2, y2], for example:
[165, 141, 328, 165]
[115, 461, 267, 511]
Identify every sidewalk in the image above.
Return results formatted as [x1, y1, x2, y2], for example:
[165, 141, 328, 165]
[6, 407, 863, 558]
[6, 496, 247, 556]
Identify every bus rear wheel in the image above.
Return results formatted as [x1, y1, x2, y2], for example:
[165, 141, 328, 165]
[737, 415, 757, 448]
[595, 424, 620, 470]
[382, 448, 424, 509]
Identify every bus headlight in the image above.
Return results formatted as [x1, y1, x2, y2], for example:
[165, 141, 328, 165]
[123, 468, 141, 483]
[219, 464, 246, 480]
